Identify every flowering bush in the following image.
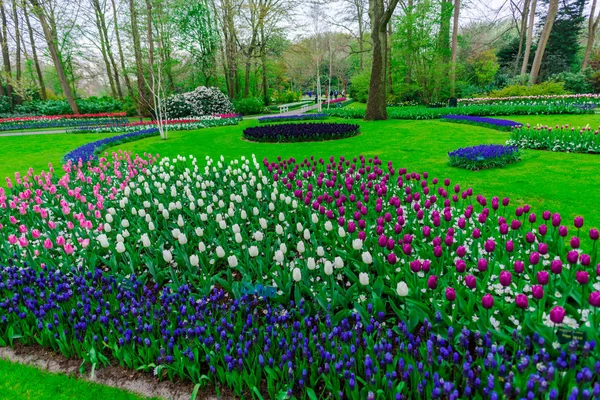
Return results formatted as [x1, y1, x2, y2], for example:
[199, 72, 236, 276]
[448, 144, 521, 170]
[1, 151, 600, 398]
[243, 122, 359, 142]
[508, 124, 600, 153]
[70, 116, 241, 134]
[164, 87, 234, 118]
[441, 115, 522, 132]
[257, 114, 329, 123]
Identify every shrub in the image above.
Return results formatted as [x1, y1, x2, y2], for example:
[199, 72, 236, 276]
[448, 144, 521, 170]
[165, 86, 234, 118]
[233, 97, 265, 115]
[549, 72, 593, 94]
[273, 90, 301, 104]
[0, 96, 10, 113]
[349, 70, 370, 103]
[488, 81, 567, 98]
[243, 122, 359, 142]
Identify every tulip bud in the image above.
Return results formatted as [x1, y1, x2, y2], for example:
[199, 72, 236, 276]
[445, 287, 456, 301]
[549, 306, 565, 324]
[532, 285, 544, 299]
[515, 294, 528, 309]
[481, 294, 494, 309]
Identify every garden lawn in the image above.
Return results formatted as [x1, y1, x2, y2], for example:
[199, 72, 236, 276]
[1, 114, 599, 230]
[0, 358, 158, 400]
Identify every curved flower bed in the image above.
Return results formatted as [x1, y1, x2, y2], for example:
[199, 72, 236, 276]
[441, 115, 522, 131]
[63, 128, 159, 162]
[257, 113, 328, 123]
[243, 122, 359, 142]
[448, 144, 521, 170]
[70, 115, 241, 134]
[0, 152, 599, 398]
[508, 124, 600, 153]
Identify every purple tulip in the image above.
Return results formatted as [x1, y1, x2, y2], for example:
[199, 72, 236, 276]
[552, 214, 561, 227]
[387, 253, 397, 264]
[515, 294, 528, 309]
[423, 226, 431, 237]
[570, 236, 580, 249]
[465, 275, 477, 289]
[576, 271, 589, 285]
[516, 207, 523, 217]
[542, 211, 551, 221]
[477, 258, 488, 272]
[378, 235, 387, 247]
[511, 220, 521, 230]
[481, 294, 494, 309]
[581, 254, 591, 266]
[434, 246, 443, 258]
[574, 216, 584, 229]
[590, 228, 599, 241]
[589, 292, 600, 307]
[422, 260, 431, 272]
[558, 226, 568, 237]
[455, 259, 466, 273]
[549, 306, 565, 324]
[506, 240, 514, 252]
[499, 223, 509, 235]
[502, 197, 509, 207]
[526, 232, 536, 243]
[528, 213, 536, 224]
[499, 271, 512, 287]
[456, 246, 466, 257]
[567, 250, 579, 265]
[538, 243, 548, 255]
[538, 224, 548, 236]
[427, 275, 438, 290]
[402, 244, 412, 256]
[472, 229, 481, 239]
[550, 260, 563, 275]
[410, 260, 421, 273]
[514, 260, 524, 274]
[445, 287, 456, 301]
[532, 285, 544, 299]
[529, 252, 540, 265]
[523, 204, 530, 213]
[537, 271, 549, 285]
[484, 239, 495, 253]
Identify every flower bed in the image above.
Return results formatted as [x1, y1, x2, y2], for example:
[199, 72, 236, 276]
[0, 152, 599, 398]
[448, 144, 521, 170]
[441, 115, 523, 131]
[325, 97, 347, 104]
[0, 114, 129, 132]
[257, 113, 329, 123]
[70, 115, 241, 134]
[63, 128, 159, 162]
[326, 102, 595, 120]
[243, 122, 359, 142]
[459, 94, 600, 104]
[507, 124, 600, 153]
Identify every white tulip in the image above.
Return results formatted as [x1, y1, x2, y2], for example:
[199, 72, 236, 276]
[303, 229, 310, 240]
[138, 209, 146, 217]
[148, 221, 155, 231]
[171, 229, 181, 239]
[162, 210, 170, 219]
[297, 241, 305, 254]
[334, 257, 344, 269]
[228, 255, 238, 268]
[104, 223, 112, 233]
[248, 246, 259, 257]
[324, 221, 333, 231]
[274, 250, 285, 263]
[241, 210, 247, 219]
[278, 212, 285, 221]
[199, 242, 207, 253]
[190, 254, 199, 267]
[116, 234, 125, 243]
[256, 191, 262, 200]
[108, 207, 116, 215]
[259, 218, 268, 229]
[145, 215, 152, 223]
[97, 234, 109, 248]
[121, 219, 130, 228]
[200, 213, 208, 221]
[163, 250, 173, 263]
[317, 246, 325, 257]
[232, 224, 240, 234]
[141, 234, 151, 247]
[253, 207, 259, 216]
[338, 227, 346, 238]
[275, 225, 284, 235]
[122, 229, 130, 238]
[307, 257, 316, 270]
[254, 231, 264, 241]
[280, 243, 287, 253]
[105, 214, 113, 223]
[178, 234, 188, 245]
[324, 261, 334, 276]
[311, 214, 319, 224]
[362, 252, 373, 264]
[292, 268, 302, 282]
[195, 227, 204, 237]
[359, 272, 369, 286]
[396, 282, 409, 297]
[296, 223, 303, 232]
[177, 215, 184, 227]
[219, 220, 227, 229]
[352, 239, 363, 250]
[235, 233, 243, 243]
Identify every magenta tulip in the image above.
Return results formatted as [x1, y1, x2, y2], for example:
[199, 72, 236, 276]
[570, 236, 580, 249]
[515, 294, 528, 309]
[550, 260, 563, 275]
[506, 240, 514, 252]
[481, 294, 494, 309]
[590, 228, 599, 241]
[529, 252, 540, 265]
[484, 239, 495, 253]
[514, 260, 524, 274]
[537, 271, 549, 285]
[465, 275, 477, 289]
[549, 306, 565, 324]
[455, 259, 466, 273]
[567, 251, 579, 265]
[589, 292, 600, 307]
[581, 254, 591, 266]
[445, 287, 456, 301]
[427, 275, 438, 290]
[499, 271, 512, 287]
[576, 271, 589, 285]
[477, 258, 488, 272]
[574, 216, 584, 229]
[532, 285, 544, 299]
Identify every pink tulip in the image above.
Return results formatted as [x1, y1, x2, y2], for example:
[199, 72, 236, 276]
[8, 234, 17, 244]
[19, 224, 27, 233]
[18, 236, 28, 247]
[64, 243, 75, 255]
[43, 239, 53, 249]
[32, 229, 41, 239]
[56, 236, 65, 246]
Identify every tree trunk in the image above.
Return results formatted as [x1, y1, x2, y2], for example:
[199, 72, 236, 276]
[520, 0, 537, 76]
[582, 0, 599, 71]
[128, 0, 148, 116]
[260, 24, 269, 106]
[93, 0, 123, 99]
[28, 0, 79, 112]
[514, 0, 530, 75]
[387, 22, 393, 95]
[23, 5, 45, 100]
[449, 0, 460, 97]
[93, 2, 117, 97]
[222, 0, 238, 99]
[365, 0, 399, 120]
[358, 6, 364, 71]
[145, 0, 155, 111]
[0, 0, 13, 109]
[529, 0, 558, 84]
[438, 0, 452, 63]
[11, 0, 21, 101]
[111, 0, 134, 99]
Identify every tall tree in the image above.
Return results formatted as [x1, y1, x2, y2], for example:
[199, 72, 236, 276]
[92, 0, 123, 99]
[520, 0, 536, 76]
[111, 0, 135, 98]
[28, 0, 79, 112]
[0, 0, 14, 108]
[364, 0, 399, 120]
[514, 0, 530, 75]
[11, 0, 21, 90]
[22, 4, 45, 99]
[128, 0, 148, 115]
[91, 0, 117, 97]
[529, 0, 558, 84]
[582, 0, 600, 70]
[438, 0, 452, 62]
[449, 0, 460, 97]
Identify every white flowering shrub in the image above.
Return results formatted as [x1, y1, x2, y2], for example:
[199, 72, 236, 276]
[165, 86, 234, 118]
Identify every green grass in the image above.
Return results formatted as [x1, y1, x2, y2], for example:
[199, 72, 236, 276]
[1, 114, 599, 231]
[0, 358, 158, 400]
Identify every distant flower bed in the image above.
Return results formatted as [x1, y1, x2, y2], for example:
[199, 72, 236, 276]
[441, 115, 523, 131]
[258, 113, 329, 123]
[0, 115, 129, 132]
[243, 122, 359, 143]
[70, 115, 241, 133]
[64, 128, 159, 162]
[507, 123, 600, 154]
[325, 97, 347, 104]
[0, 112, 126, 123]
[459, 94, 600, 104]
[448, 144, 521, 170]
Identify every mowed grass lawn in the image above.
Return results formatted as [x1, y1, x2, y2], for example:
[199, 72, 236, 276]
[1, 113, 599, 231]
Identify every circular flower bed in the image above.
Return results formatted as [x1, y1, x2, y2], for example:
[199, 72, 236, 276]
[448, 144, 521, 170]
[243, 122, 359, 143]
